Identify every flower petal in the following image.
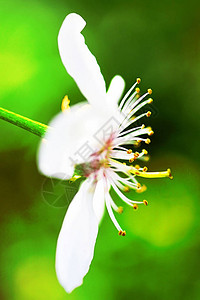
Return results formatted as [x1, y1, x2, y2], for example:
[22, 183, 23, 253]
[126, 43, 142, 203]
[37, 102, 86, 180]
[107, 75, 125, 106]
[56, 179, 98, 293]
[58, 13, 107, 107]
[38, 102, 121, 179]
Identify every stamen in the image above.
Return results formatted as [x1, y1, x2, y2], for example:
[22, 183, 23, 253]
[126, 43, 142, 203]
[119, 80, 139, 109]
[120, 91, 151, 128]
[69, 175, 81, 182]
[118, 230, 126, 236]
[146, 111, 151, 117]
[148, 98, 153, 104]
[148, 88, 152, 94]
[109, 194, 120, 212]
[109, 177, 145, 205]
[124, 186, 130, 192]
[167, 168, 174, 179]
[145, 138, 151, 144]
[123, 98, 154, 124]
[137, 78, 141, 84]
[136, 184, 147, 193]
[109, 170, 141, 191]
[133, 204, 138, 210]
[118, 125, 144, 137]
[148, 130, 154, 136]
[127, 149, 132, 154]
[143, 200, 148, 206]
[115, 146, 128, 151]
[61, 95, 70, 111]
[118, 206, 124, 214]
[143, 166, 148, 172]
[142, 149, 148, 155]
[105, 192, 123, 232]
[129, 158, 135, 163]
[141, 156, 150, 162]
[131, 169, 172, 179]
[134, 152, 140, 158]
[127, 92, 149, 112]
[125, 112, 149, 125]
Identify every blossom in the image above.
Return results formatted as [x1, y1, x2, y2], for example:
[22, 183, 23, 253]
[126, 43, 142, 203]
[38, 13, 172, 293]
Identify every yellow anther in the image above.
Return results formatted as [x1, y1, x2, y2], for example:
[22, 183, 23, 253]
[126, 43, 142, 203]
[118, 230, 126, 236]
[147, 126, 154, 136]
[69, 175, 81, 182]
[133, 204, 138, 210]
[145, 138, 151, 144]
[143, 166, 148, 172]
[148, 130, 154, 136]
[135, 87, 140, 93]
[135, 164, 140, 170]
[129, 158, 135, 163]
[137, 139, 142, 143]
[167, 168, 171, 174]
[136, 184, 147, 193]
[61, 95, 70, 111]
[167, 168, 173, 179]
[135, 171, 140, 175]
[143, 200, 148, 206]
[137, 182, 141, 189]
[127, 149, 132, 154]
[134, 142, 140, 148]
[137, 78, 141, 84]
[134, 152, 140, 158]
[146, 111, 151, 117]
[143, 156, 150, 162]
[142, 149, 148, 155]
[141, 124, 145, 129]
[148, 88, 152, 94]
[124, 186, 130, 192]
[118, 206, 124, 214]
[148, 98, 153, 104]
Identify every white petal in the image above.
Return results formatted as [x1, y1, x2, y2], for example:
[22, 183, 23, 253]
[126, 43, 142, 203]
[56, 179, 98, 293]
[37, 103, 86, 179]
[38, 102, 121, 179]
[93, 177, 105, 223]
[58, 13, 107, 107]
[107, 75, 125, 106]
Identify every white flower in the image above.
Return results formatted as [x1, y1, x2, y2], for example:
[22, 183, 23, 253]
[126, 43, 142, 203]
[38, 13, 172, 293]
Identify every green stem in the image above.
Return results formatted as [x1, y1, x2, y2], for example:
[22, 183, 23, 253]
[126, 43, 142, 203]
[0, 107, 85, 179]
[0, 107, 48, 137]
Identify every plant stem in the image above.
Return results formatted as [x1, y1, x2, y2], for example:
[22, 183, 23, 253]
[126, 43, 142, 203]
[0, 107, 48, 137]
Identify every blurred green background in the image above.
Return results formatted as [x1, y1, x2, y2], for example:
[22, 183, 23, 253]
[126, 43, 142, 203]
[0, 0, 200, 299]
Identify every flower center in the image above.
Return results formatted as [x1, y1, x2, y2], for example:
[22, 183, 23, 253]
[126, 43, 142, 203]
[74, 135, 116, 177]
